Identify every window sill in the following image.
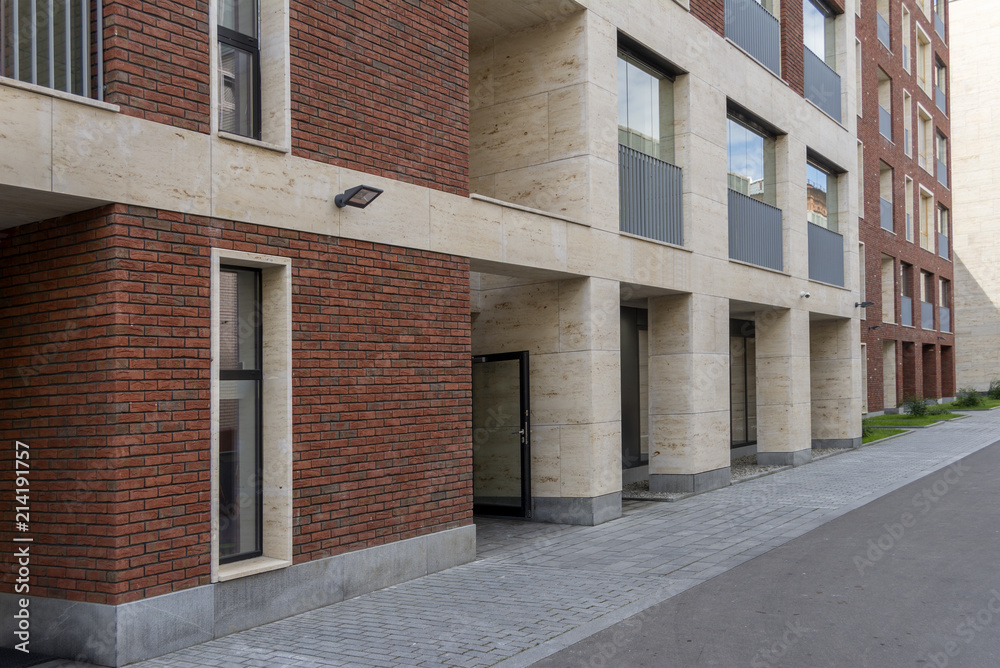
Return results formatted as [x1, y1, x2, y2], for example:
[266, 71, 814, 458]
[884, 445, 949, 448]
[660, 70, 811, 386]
[218, 130, 291, 154]
[217, 556, 291, 582]
[0, 76, 119, 112]
[619, 231, 691, 252]
[728, 258, 789, 277]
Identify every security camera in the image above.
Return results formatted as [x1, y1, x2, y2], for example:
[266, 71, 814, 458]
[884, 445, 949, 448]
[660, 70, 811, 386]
[800, 291, 811, 298]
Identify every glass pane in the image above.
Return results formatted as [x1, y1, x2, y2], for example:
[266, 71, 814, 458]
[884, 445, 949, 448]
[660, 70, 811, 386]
[472, 359, 522, 509]
[220, 0, 257, 38]
[806, 164, 829, 229]
[220, 269, 260, 371]
[728, 119, 766, 200]
[219, 379, 260, 559]
[219, 44, 255, 137]
[627, 60, 656, 155]
[803, 0, 827, 59]
[618, 55, 673, 163]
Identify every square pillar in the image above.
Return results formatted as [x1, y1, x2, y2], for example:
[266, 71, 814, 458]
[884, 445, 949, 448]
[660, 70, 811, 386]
[810, 318, 863, 449]
[647, 293, 731, 493]
[756, 308, 812, 466]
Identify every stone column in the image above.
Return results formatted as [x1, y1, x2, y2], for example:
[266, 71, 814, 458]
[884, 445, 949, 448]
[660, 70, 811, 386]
[756, 307, 813, 466]
[810, 317, 863, 449]
[647, 293, 731, 493]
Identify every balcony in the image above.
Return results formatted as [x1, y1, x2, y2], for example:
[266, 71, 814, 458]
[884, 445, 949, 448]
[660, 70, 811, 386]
[728, 189, 783, 272]
[940, 306, 951, 332]
[935, 86, 947, 113]
[725, 0, 781, 76]
[877, 12, 890, 49]
[938, 232, 949, 259]
[880, 197, 893, 231]
[902, 295, 913, 327]
[879, 105, 892, 140]
[1, 0, 104, 100]
[807, 223, 844, 286]
[619, 144, 683, 246]
[935, 12, 946, 40]
[937, 160, 948, 188]
[921, 300, 934, 329]
[804, 47, 841, 122]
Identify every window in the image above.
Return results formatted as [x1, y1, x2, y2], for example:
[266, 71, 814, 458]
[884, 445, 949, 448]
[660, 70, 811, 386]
[933, 0, 946, 39]
[807, 161, 837, 232]
[919, 188, 933, 251]
[878, 69, 892, 140]
[804, 0, 835, 66]
[902, 7, 911, 72]
[916, 27, 931, 95]
[876, 0, 890, 48]
[219, 0, 261, 139]
[921, 271, 935, 330]
[211, 249, 292, 582]
[879, 161, 893, 232]
[936, 131, 949, 187]
[937, 205, 950, 258]
[218, 266, 263, 563]
[901, 262, 914, 326]
[918, 106, 932, 172]
[856, 40, 863, 118]
[904, 176, 914, 242]
[727, 115, 776, 206]
[903, 91, 913, 156]
[934, 58, 947, 112]
[859, 243, 867, 306]
[915, 0, 930, 20]
[939, 277, 951, 331]
[857, 142, 865, 214]
[617, 51, 675, 164]
[881, 254, 895, 323]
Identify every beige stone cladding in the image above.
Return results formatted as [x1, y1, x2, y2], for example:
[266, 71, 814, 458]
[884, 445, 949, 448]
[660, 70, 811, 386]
[950, 0, 1000, 391]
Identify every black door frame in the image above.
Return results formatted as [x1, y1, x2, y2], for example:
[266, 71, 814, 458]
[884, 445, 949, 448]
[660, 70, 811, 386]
[472, 351, 531, 518]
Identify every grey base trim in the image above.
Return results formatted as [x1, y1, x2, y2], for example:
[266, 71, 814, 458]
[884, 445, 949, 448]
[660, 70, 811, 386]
[649, 467, 731, 494]
[622, 464, 649, 486]
[0, 525, 475, 667]
[884, 407, 900, 414]
[532, 492, 622, 526]
[758, 449, 812, 467]
[730, 444, 757, 460]
[813, 437, 862, 450]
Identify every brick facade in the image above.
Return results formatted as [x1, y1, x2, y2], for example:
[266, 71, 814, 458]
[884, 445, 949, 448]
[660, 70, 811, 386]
[0, 205, 472, 605]
[858, 0, 953, 410]
[103, 0, 212, 133]
[289, 0, 470, 196]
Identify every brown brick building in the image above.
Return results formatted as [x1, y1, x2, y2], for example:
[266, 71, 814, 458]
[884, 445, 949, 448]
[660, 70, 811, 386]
[856, 0, 954, 412]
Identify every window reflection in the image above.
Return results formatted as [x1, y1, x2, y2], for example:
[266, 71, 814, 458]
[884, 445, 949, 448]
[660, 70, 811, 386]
[617, 52, 674, 164]
[807, 162, 838, 232]
[727, 118, 766, 201]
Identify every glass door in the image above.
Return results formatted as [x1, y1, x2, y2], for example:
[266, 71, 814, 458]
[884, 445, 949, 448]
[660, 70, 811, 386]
[472, 352, 530, 518]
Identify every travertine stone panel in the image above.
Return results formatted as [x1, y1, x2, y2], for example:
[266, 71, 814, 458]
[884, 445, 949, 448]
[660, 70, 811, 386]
[430, 191, 504, 262]
[492, 12, 587, 105]
[470, 93, 550, 178]
[647, 293, 730, 476]
[493, 156, 590, 222]
[810, 318, 862, 441]
[756, 308, 812, 453]
[501, 207, 570, 270]
[0, 86, 52, 190]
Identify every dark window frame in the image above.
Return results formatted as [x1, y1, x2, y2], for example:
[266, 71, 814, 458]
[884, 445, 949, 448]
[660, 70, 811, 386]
[218, 1, 261, 140]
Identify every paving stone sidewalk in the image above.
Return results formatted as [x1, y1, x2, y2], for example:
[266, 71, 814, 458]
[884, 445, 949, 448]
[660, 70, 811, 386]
[98, 412, 1000, 668]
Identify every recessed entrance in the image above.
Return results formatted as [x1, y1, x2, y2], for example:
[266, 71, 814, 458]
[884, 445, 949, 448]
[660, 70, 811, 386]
[730, 319, 757, 449]
[472, 351, 531, 518]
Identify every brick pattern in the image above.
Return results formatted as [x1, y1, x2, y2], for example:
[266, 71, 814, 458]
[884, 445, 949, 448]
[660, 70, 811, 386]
[0, 205, 472, 605]
[690, 0, 725, 36]
[858, 0, 953, 411]
[781, 0, 805, 97]
[289, 0, 470, 196]
[102, 0, 211, 133]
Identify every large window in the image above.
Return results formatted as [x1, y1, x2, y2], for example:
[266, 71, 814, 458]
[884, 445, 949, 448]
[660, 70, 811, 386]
[936, 131, 949, 186]
[807, 162, 837, 232]
[1, 1, 96, 98]
[219, 0, 261, 139]
[919, 188, 933, 251]
[219, 266, 263, 563]
[937, 204, 950, 258]
[618, 52, 674, 164]
[727, 116, 775, 205]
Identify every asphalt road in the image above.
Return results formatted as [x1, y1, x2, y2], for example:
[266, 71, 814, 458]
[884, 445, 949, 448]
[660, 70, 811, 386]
[531, 440, 1000, 668]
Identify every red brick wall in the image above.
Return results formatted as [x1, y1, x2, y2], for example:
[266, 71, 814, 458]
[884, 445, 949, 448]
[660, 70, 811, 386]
[290, 0, 470, 196]
[858, 0, 953, 412]
[0, 205, 472, 605]
[690, 0, 725, 36]
[102, 1, 211, 133]
[781, 0, 805, 96]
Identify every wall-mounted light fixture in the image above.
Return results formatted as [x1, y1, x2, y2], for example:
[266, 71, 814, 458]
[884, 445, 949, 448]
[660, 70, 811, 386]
[868, 325, 881, 331]
[938, 336, 947, 341]
[855, 301, 875, 308]
[335, 185, 384, 209]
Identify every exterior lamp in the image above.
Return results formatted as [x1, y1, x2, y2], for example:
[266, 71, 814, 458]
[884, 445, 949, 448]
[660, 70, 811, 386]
[856, 301, 875, 308]
[868, 325, 881, 331]
[335, 185, 384, 209]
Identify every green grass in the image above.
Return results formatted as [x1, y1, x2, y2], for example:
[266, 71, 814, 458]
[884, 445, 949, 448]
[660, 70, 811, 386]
[863, 428, 905, 444]
[863, 413, 962, 428]
[937, 398, 1000, 411]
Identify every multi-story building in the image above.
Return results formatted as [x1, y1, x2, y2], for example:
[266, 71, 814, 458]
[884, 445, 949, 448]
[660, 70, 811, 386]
[0, 0, 863, 664]
[950, 0, 1000, 391]
[856, 0, 954, 413]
